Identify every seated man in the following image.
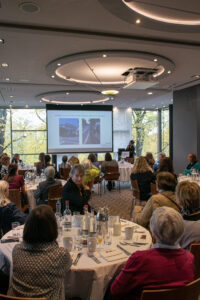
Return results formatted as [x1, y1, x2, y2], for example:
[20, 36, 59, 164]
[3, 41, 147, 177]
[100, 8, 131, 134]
[34, 166, 61, 205]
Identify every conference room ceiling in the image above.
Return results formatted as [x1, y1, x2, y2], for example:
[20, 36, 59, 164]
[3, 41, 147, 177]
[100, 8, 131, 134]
[0, 0, 199, 108]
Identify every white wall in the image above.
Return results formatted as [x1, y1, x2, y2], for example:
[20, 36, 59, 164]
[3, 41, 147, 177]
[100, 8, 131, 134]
[113, 107, 132, 153]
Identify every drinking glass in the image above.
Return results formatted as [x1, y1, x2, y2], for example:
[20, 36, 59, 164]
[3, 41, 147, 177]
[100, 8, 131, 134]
[12, 222, 20, 236]
[97, 233, 103, 249]
[104, 229, 112, 245]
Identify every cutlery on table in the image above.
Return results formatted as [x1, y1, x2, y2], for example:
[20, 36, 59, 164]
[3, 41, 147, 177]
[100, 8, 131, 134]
[117, 244, 131, 255]
[73, 253, 82, 266]
[89, 255, 101, 264]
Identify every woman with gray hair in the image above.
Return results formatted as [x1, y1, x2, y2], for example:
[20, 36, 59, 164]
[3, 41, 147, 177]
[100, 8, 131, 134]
[62, 164, 91, 214]
[34, 166, 61, 205]
[110, 206, 194, 300]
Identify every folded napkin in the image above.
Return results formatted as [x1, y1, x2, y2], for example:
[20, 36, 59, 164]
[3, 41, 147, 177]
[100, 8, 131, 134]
[100, 249, 127, 262]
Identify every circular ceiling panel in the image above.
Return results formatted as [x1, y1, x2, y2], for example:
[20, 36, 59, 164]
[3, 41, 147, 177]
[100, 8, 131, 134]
[37, 90, 110, 105]
[98, 0, 200, 32]
[46, 50, 174, 85]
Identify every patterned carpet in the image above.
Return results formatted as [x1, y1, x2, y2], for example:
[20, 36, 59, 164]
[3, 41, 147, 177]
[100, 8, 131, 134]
[89, 182, 134, 220]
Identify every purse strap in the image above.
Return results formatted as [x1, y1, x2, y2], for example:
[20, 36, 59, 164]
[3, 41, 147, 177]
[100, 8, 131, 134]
[162, 193, 181, 212]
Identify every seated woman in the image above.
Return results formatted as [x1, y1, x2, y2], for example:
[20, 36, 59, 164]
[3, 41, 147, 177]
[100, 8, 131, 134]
[62, 164, 91, 214]
[88, 153, 100, 169]
[68, 155, 79, 166]
[5, 163, 25, 190]
[134, 172, 180, 228]
[176, 181, 200, 249]
[130, 156, 156, 201]
[34, 166, 61, 205]
[59, 155, 70, 168]
[11, 153, 23, 165]
[35, 152, 45, 175]
[110, 206, 194, 300]
[0, 155, 10, 179]
[8, 205, 72, 299]
[82, 158, 100, 187]
[154, 152, 166, 171]
[101, 152, 118, 191]
[0, 181, 26, 237]
[183, 153, 200, 175]
[157, 157, 177, 179]
[145, 152, 155, 170]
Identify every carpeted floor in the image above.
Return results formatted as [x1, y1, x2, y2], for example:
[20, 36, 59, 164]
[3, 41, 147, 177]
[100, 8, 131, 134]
[89, 182, 134, 220]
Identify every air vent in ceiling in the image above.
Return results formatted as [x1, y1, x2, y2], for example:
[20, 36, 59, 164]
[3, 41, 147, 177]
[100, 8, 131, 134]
[19, 2, 40, 13]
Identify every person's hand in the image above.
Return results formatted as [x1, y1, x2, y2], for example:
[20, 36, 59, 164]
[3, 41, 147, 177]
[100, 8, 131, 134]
[84, 185, 90, 190]
[134, 205, 143, 213]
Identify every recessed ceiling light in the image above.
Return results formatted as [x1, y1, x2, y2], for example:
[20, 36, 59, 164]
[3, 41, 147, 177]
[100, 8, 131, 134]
[102, 54, 107, 58]
[136, 19, 141, 24]
[1, 63, 8, 67]
[25, 104, 29, 108]
[167, 70, 171, 74]
[194, 75, 200, 78]
[5, 78, 10, 81]
[9, 104, 12, 108]
[147, 92, 153, 95]
[153, 58, 158, 62]
[40, 100, 42, 103]
[0, 39, 4, 43]
[51, 75, 55, 78]
[142, 107, 145, 109]
[101, 90, 119, 95]
[57, 63, 61, 66]
[66, 92, 70, 95]
[10, 96, 14, 98]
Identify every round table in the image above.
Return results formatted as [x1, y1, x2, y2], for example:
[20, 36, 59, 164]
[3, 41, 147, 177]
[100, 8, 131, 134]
[118, 162, 133, 182]
[0, 220, 152, 300]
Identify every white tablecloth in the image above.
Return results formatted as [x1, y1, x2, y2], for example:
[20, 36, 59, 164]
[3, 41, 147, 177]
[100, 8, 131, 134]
[0, 220, 151, 300]
[118, 162, 133, 182]
[26, 179, 66, 210]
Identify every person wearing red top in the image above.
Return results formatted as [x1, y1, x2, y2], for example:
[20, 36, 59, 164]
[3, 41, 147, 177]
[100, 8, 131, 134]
[110, 207, 194, 300]
[5, 164, 25, 190]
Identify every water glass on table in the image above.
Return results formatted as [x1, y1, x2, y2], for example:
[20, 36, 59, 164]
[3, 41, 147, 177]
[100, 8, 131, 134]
[87, 236, 97, 256]
[63, 236, 73, 252]
[12, 222, 20, 237]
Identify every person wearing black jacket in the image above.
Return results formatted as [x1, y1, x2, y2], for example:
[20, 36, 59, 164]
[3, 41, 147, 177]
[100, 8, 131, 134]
[62, 164, 91, 214]
[0, 180, 26, 238]
[126, 140, 136, 160]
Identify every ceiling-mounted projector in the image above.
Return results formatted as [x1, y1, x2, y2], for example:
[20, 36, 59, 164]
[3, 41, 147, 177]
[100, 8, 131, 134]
[123, 67, 159, 89]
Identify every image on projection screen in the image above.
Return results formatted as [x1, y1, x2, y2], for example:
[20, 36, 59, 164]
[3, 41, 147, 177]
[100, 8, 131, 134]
[59, 118, 79, 145]
[82, 118, 100, 144]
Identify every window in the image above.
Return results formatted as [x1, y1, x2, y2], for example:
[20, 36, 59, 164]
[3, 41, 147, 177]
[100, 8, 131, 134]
[0, 108, 47, 165]
[132, 108, 170, 159]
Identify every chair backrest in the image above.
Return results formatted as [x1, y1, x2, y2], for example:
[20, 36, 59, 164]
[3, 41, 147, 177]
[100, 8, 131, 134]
[125, 157, 133, 164]
[190, 244, 200, 279]
[0, 294, 47, 300]
[48, 185, 63, 210]
[104, 166, 120, 180]
[131, 179, 140, 200]
[59, 167, 71, 180]
[34, 162, 42, 175]
[9, 189, 21, 210]
[150, 183, 157, 195]
[141, 278, 200, 300]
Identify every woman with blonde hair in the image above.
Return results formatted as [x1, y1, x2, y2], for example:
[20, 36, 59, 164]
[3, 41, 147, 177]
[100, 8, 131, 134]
[0, 181, 26, 237]
[82, 158, 100, 186]
[130, 156, 156, 201]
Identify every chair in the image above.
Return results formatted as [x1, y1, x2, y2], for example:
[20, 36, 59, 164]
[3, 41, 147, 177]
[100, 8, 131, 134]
[0, 295, 47, 300]
[9, 189, 22, 210]
[104, 166, 120, 192]
[150, 183, 157, 195]
[93, 175, 103, 196]
[34, 162, 42, 175]
[59, 167, 71, 180]
[125, 157, 133, 164]
[190, 244, 200, 279]
[141, 278, 200, 300]
[48, 185, 63, 211]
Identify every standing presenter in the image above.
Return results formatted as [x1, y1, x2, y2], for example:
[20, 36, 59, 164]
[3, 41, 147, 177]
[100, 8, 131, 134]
[126, 140, 136, 160]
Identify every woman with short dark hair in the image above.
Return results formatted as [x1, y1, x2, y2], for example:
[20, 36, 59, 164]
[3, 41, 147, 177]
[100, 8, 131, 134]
[183, 153, 200, 175]
[157, 157, 177, 179]
[133, 172, 180, 228]
[62, 164, 91, 213]
[8, 205, 72, 299]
